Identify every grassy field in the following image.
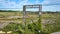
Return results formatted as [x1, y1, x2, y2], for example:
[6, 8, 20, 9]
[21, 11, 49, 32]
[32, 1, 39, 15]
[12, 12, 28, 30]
[42, 13, 60, 33]
[0, 11, 60, 34]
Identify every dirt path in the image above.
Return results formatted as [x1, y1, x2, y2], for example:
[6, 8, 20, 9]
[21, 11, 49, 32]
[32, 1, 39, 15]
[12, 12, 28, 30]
[51, 32, 60, 34]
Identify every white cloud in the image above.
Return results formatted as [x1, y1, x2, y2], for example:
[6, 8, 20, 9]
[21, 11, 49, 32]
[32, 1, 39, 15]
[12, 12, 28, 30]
[42, 0, 60, 4]
[0, 0, 30, 10]
[41, 0, 60, 11]
[0, 0, 60, 11]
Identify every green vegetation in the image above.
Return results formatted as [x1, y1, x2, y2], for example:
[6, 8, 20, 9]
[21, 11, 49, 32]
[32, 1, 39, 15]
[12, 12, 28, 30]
[0, 10, 60, 34]
[42, 13, 60, 33]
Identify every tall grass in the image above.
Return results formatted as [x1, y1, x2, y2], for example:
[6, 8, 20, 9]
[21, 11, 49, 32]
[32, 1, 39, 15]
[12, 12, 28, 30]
[42, 13, 60, 33]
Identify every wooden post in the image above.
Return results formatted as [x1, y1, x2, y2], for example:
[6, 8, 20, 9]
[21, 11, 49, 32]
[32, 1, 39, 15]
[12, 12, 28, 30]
[23, 5, 42, 34]
[39, 5, 42, 34]
[23, 5, 26, 24]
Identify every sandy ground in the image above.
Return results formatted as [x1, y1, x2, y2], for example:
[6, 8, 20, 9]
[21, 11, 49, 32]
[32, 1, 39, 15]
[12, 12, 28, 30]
[51, 32, 60, 34]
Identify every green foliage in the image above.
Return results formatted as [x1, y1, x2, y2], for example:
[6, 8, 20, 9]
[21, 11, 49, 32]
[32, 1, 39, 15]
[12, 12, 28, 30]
[2, 12, 60, 34]
[1, 23, 17, 32]
[2, 20, 47, 34]
[42, 13, 60, 33]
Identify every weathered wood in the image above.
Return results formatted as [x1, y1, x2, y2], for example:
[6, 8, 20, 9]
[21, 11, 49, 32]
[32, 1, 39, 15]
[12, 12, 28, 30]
[23, 5, 42, 23]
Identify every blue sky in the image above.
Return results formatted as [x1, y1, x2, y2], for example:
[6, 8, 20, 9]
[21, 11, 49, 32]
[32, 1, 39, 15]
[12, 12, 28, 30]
[0, 0, 60, 11]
